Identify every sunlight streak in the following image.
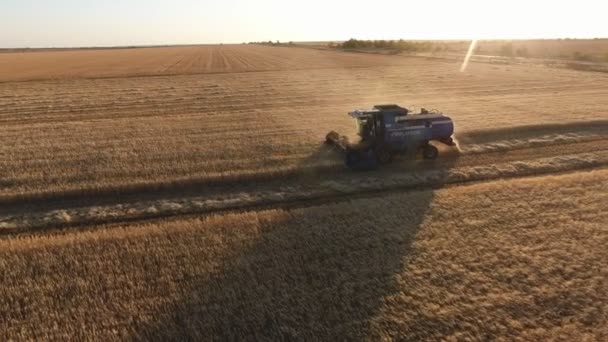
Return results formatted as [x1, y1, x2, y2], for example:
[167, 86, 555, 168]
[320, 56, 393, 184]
[460, 39, 478, 72]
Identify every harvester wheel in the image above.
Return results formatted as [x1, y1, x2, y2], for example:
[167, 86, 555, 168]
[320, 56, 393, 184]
[375, 146, 393, 164]
[422, 145, 439, 160]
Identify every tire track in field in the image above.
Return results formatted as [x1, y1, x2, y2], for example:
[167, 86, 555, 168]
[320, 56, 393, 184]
[1, 138, 607, 236]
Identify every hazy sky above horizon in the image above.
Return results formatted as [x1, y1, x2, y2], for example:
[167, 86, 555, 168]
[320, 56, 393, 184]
[2, 0, 606, 48]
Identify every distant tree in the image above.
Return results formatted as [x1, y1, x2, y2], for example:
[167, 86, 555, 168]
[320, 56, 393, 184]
[342, 38, 359, 49]
[338, 38, 435, 53]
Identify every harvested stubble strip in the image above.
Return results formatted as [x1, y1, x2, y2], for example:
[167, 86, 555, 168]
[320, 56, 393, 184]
[2, 149, 607, 233]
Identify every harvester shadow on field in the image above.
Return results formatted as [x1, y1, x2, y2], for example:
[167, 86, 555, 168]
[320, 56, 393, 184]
[136, 150, 460, 340]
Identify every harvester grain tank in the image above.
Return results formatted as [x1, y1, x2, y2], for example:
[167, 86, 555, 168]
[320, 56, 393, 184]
[326, 104, 456, 169]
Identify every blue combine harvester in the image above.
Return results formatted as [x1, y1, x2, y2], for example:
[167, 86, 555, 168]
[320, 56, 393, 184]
[326, 104, 456, 169]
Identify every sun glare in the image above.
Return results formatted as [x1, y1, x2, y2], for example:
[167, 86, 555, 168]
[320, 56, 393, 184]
[460, 39, 478, 72]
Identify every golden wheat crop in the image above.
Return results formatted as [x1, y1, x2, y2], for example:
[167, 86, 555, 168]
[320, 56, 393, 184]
[1, 169, 606, 340]
[0, 45, 408, 82]
[1, 45, 607, 202]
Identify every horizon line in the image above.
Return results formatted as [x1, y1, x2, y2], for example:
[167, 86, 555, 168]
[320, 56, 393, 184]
[2, 37, 608, 51]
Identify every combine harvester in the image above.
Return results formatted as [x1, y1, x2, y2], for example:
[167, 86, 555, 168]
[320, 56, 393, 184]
[326, 104, 456, 169]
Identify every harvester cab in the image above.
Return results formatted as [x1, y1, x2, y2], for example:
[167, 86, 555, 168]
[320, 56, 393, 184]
[326, 104, 456, 169]
[351, 104, 407, 141]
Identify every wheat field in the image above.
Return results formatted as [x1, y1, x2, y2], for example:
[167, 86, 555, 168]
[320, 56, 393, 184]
[0, 45, 409, 82]
[1, 169, 606, 340]
[1, 44, 607, 340]
[1, 45, 607, 202]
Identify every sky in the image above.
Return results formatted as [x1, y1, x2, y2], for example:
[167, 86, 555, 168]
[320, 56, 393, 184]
[1, 0, 607, 48]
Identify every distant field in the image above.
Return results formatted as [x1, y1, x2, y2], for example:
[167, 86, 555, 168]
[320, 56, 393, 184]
[1, 45, 607, 201]
[0, 45, 408, 82]
[1, 169, 606, 340]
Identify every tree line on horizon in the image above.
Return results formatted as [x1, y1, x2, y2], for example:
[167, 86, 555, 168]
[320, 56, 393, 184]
[247, 40, 294, 46]
[331, 38, 607, 62]
[247, 38, 608, 63]
[331, 39, 438, 52]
